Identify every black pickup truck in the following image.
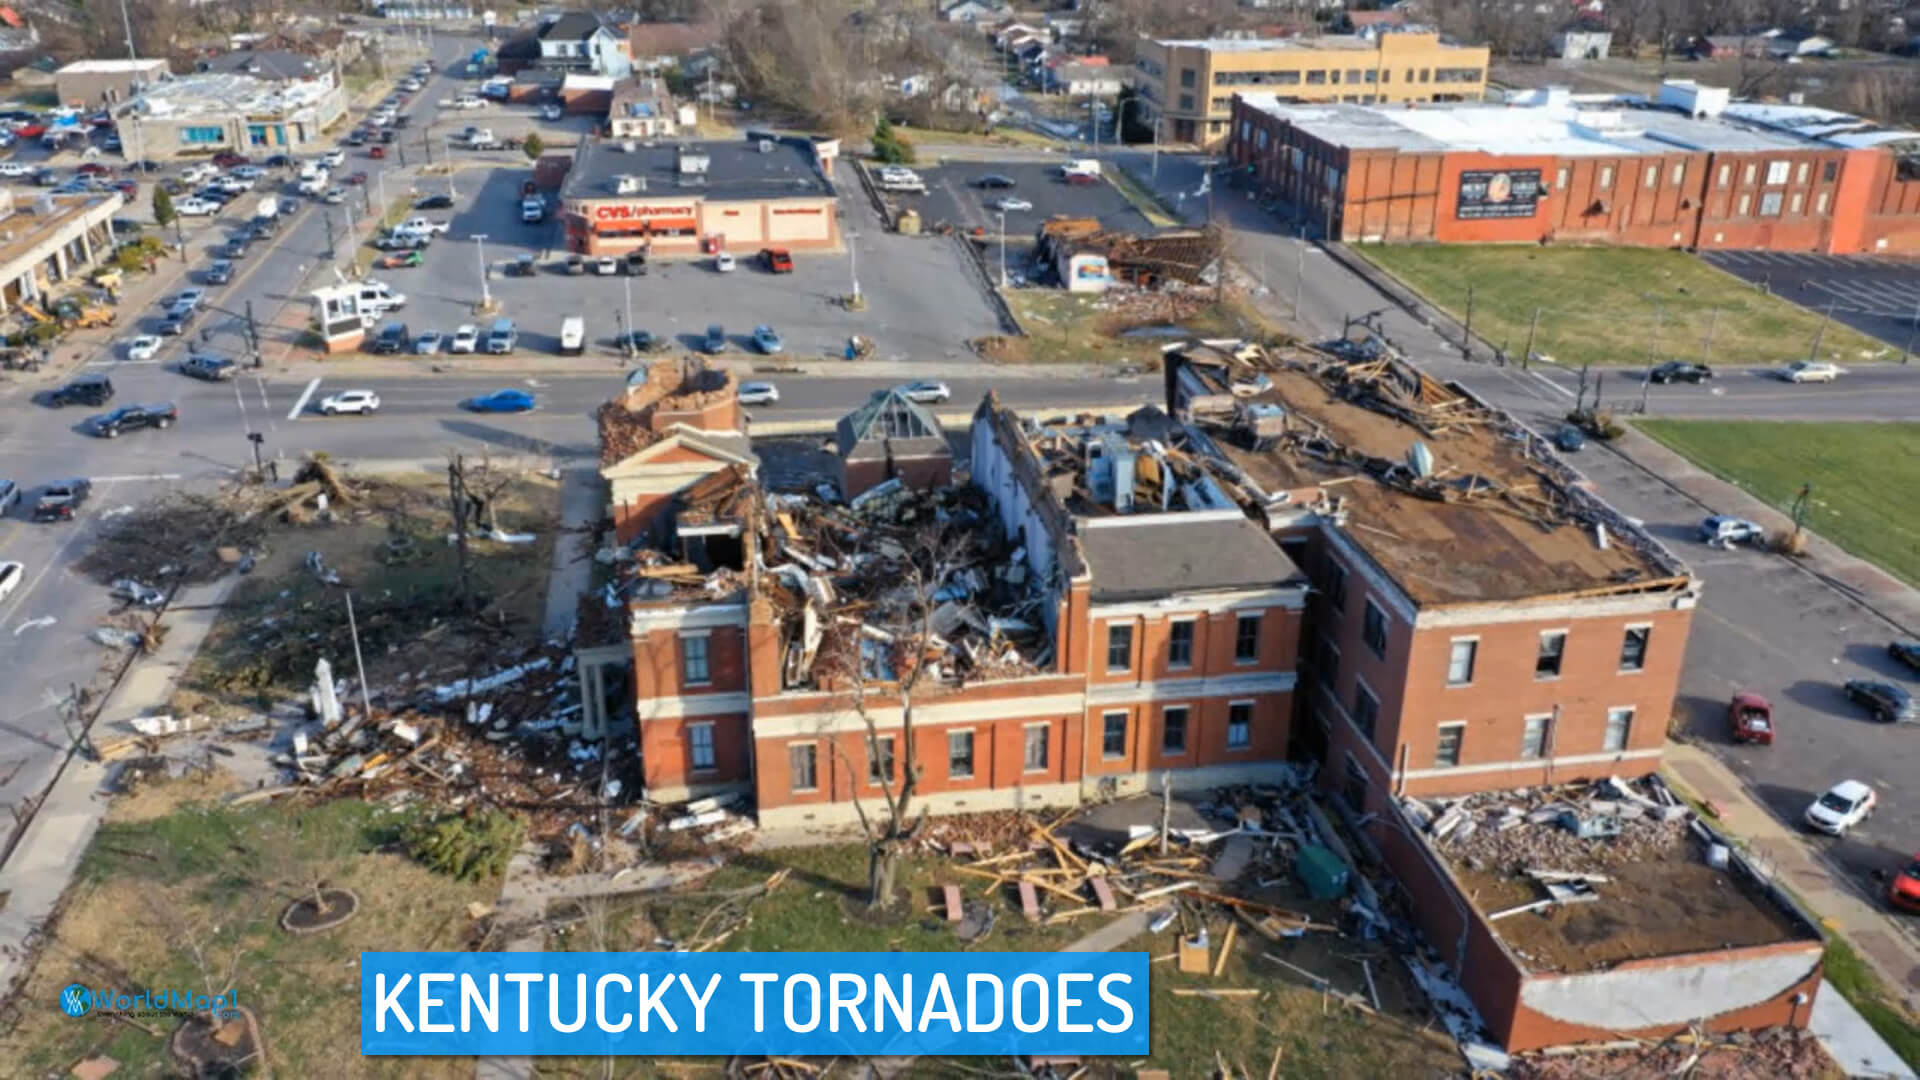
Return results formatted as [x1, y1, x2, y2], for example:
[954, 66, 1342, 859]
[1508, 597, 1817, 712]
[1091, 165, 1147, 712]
[32, 478, 92, 522]
[92, 402, 179, 438]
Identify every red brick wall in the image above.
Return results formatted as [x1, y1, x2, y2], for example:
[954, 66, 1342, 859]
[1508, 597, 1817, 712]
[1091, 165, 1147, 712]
[1084, 693, 1293, 776]
[612, 491, 674, 544]
[632, 625, 748, 701]
[841, 453, 953, 500]
[642, 711, 751, 791]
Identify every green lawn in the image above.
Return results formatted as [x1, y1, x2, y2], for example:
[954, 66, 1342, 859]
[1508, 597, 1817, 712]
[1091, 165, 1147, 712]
[1636, 420, 1920, 585]
[1359, 246, 1892, 370]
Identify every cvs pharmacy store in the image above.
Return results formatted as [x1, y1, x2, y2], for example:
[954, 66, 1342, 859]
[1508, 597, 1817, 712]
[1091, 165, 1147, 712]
[559, 135, 841, 257]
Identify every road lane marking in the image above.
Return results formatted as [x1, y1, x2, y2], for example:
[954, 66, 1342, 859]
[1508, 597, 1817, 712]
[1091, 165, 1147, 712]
[11, 616, 53, 635]
[1528, 370, 1574, 399]
[288, 376, 321, 420]
[89, 473, 183, 482]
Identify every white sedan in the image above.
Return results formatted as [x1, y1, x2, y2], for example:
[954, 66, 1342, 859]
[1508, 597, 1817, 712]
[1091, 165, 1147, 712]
[320, 149, 347, 168]
[449, 324, 480, 354]
[0, 161, 32, 177]
[1804, 780, 1876, 836]
[174, 198, 220, 216]
[317, 390, 380, 416]
[900, 380, 951, 404]
[1780, 360, 1841, 383]
[0, 559, 22, 604]
[125, 336, 162, 362]
[737, 381, 780, 405]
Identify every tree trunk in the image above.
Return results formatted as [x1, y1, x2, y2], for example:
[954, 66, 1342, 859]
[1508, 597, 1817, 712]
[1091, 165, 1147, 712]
[867, 837, 900, 910]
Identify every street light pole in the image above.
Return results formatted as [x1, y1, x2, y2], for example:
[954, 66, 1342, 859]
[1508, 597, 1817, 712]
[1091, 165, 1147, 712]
[622, 273, 635, 358]
[115, 0, 148, 168]
[848, 230, 860, 303]
[474, 233, 491, 309]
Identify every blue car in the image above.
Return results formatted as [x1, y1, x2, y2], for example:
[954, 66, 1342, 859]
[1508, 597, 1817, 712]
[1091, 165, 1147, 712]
[466, 389, 535, 413]
[752, 325, 783, 354]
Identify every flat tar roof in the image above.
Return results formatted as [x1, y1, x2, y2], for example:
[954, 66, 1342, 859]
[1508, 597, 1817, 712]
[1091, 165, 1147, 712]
[562, 135, 833, 203]
[1178, 347, 1688, 607]
[1079, 513, 1302, 603]
[1238, 95, 1818, 157]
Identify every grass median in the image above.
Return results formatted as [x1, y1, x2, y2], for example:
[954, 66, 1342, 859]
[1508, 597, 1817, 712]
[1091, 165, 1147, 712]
[1635, 419, 1920, 586]
[1358, 245, 1891, 370]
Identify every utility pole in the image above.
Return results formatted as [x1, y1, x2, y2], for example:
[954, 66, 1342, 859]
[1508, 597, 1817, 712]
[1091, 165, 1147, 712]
[344, 591, 375, 727]
[245, 299, 260, 366]
[474, 234, 491, 309]
[1523, 306, 1540, 369]
[996, 209, 1008, 287]
[324, 211, 336, 258]
[1462, 284, 1475, 359]
[1806, 300, 1834, 363]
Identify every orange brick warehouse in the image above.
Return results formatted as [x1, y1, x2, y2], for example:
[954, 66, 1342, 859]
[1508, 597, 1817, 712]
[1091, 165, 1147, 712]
[1229, 79, 1920, 254]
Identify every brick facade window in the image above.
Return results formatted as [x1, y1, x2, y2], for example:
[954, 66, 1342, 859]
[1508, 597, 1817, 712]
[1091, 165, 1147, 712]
[1446, 638, 1476, 686]
[1671, 162, 1686, 186]
[1168, 619, 1196, 668]
[1327, 561, 1348, 611]
[681, 634, 710, 684]
[1823, 160, 1838, 182]
[1180, 68, 1195, 88]
[1106, 624, 1133, 672]
[1342, 754, 1368, 811]
[948, 730, 974, 779]
[1362, 598, 1388, 659]
[1521, 714, 1550, 759]
[688, 722, 715, 771]
[1023, 724, 1050, 771]
[1101, 712, 1127, 759]
[867, 735, 895, 785]
[1227, 702, 1252, 749]
[1763, 160, 1787, 184]
[1352, 683, 1379, 739]
[789, 743, 817, 792]
[1620, 626, 1650, 672]
[1434, 722, 1464, 768]
[1718, 164, 1730, 187]
[1162, 706, 1189, 754]
[1760, 191, 1783, 216]
[1536, 631, 1566, 678]
[1604, 707, 1634, 751]
[1234, 613, 1261, 662]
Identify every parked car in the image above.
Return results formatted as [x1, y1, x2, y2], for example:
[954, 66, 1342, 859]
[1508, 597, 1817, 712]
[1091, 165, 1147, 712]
[125, 336, 161, 362]
[414, 193, 454, 210]
[1780, 360, 1841, 383]
[48, 374, 113, 408]
[760, 247, 794, 273]
[593, 256, 617, 276]
[0, 559, 21, 603]
[1648, 361, 1713, 384]
[1844, 679, 1917, 724]
[322, 187, 346, 205]
[974, 174, 1016, 189]
[179, 353, 235, 381]
[414, 329, 444, 355]
[317, 389, 380, 416]
[212, 152, 249, 168]
[714, 252, 736, 273]
[559, 316, 585, 355]
[564, 254, 586, 275]
[32, 479, 92, 522]
[484, 318, 517, 355]
[449, 325, 480, 354]
[378, 250, 424, 269]
[1552, 425, 1586, 452]
[466, 388, 535, 413]
[369, 322, 410, 354]
[737, 381, 780, 405]
[988, 196, 1033, 212]
[901, 380, 951, 404]
[173, 197, 220, 216]
[702, 324, 727, 353]
[1728, 692, 1774, 745]
[205, 259, 234, 285]
[615, 330, 668, 354]
[1699, 515, 1764, 546]
[1889, 854, 1920, 913]
[321, 149, 347, 168]
[92, 402, 178, 437]
[1804, 779, 1876, 835]
[1890, 640, 1920, 673]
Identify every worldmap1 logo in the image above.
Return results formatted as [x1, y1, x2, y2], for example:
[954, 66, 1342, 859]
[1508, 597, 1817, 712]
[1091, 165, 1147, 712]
[59, 984, 240, 1019]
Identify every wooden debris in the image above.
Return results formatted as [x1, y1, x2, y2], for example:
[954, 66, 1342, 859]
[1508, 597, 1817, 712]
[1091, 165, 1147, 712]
[1169, 987, 1259, 998]
[1212, 922, 1237, 978]
[942, 885, 964, 922]
[1178, 933, 1211, 975]
[1017, 880, 1041, 922]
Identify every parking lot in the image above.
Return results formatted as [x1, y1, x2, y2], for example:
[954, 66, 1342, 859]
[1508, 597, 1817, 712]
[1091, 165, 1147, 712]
[1701, 249, 1920, 352]
[884, 159, 1152, 240]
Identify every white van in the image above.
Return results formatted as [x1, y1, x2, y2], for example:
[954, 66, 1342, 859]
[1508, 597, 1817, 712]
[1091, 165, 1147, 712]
[357, 280, 407, 313]
[558, 316, 585, 355]
[1062, 158, 1101, 178]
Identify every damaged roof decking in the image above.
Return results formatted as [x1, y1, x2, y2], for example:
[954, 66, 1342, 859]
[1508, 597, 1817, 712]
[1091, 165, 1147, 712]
[1185, 353, 1688, 607]
[1415, 781, 1817, 975]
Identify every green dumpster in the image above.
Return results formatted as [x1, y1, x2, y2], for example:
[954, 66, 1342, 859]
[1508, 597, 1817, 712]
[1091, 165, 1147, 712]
[1294, 844, 1349, 901]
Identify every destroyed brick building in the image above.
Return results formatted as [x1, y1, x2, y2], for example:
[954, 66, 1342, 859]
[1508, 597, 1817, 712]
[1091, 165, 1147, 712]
[833, 387, 951, 499]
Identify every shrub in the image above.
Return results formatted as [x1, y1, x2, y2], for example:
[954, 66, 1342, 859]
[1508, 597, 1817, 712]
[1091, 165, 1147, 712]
[871, 116, 915, 165]
[523, 132, 544, 161]
[152, 185, 175, 228]
[403, 808, 522, 882]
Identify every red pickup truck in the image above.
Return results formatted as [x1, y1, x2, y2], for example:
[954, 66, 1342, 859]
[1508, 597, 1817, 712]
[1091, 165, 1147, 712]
[1729, 692, 1774, 745]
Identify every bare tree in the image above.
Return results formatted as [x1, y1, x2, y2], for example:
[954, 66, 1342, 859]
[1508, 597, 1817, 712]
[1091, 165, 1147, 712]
[820, 519, 974, 910]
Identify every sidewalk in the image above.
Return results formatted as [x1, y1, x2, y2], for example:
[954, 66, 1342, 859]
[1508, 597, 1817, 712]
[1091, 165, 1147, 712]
[0, 575, 239, 998]
[1663, 741, 1920, 1017]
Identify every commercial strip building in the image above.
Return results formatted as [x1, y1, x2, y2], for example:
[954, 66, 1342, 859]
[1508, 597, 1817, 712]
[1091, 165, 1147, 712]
[122, 72, 347, 159]
[53, 58, 169, 108]
[1228, 79, 1920, 254]
[0, 189, 125, 315]
[1134, 32, 1488, 147]
[557, 134, 840, 257]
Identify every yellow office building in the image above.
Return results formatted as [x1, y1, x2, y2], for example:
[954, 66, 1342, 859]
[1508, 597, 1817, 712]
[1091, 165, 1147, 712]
[1134, 32, 1489, 146]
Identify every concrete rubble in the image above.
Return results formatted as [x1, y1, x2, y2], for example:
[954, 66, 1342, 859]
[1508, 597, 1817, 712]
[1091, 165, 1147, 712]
[1405, 774, 1692, 877]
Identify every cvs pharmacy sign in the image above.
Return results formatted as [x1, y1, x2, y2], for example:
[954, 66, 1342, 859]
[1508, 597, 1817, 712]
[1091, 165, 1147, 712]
[593, 203, 696, 222]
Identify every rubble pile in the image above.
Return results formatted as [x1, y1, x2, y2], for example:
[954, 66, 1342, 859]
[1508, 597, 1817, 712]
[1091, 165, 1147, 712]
[596, 359, 736, 465]
[1405, 776, 1693, 877]
[758, 479, 1053, 691]
[1510, 1027, 1834, 1080]
[76, 491, 270, 586]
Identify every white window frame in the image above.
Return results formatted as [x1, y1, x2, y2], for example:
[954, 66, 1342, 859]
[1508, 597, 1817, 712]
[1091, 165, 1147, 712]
[1022, 723, 1050, 772]
[1167, 616, 1198, 670]
[1101, 710, 1128, 760]
[1766, 160, 1790, 185]
[1535, 629, 1568, 680]
[788, 741, 817, 792]
[1446, 636, 1478, 687]
[947, 728, 976, 780]
[1226, 699, 1254, 750]
[1603, 706, 1634, 752]
[1521, 713, 1551, 760]
[1742, 163, 1757, 185]
[1795, 160, 1809, 184]
[1670, 161, 1685, 186]
[1598, 165, 1613, 189]
[1619, 623, 1652, 673]
[680, 630, 712, 686]
[1815, 191, 1829, 214]
[1643, 164, 1657, 188]
[1717, 163, 1730, 188]
[1105, 622, 1133, 673]
[687, 721, 716, 772]
[1434, 722, 1465, 768]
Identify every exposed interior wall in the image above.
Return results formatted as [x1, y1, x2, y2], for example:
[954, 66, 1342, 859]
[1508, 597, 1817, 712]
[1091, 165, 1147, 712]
[1516, 946, 1823, 1040]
